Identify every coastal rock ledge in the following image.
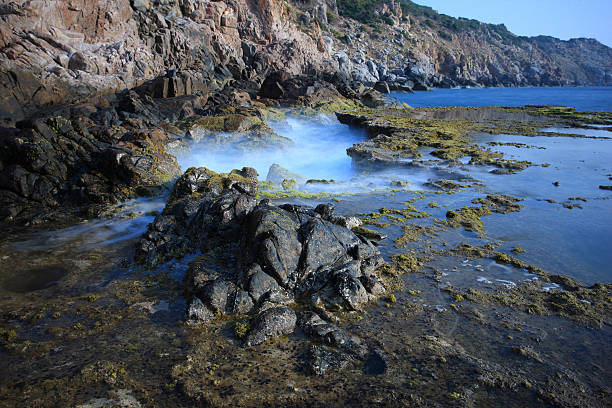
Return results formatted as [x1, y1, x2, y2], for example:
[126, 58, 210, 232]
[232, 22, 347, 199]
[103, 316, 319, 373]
[136, 167, 387, 371]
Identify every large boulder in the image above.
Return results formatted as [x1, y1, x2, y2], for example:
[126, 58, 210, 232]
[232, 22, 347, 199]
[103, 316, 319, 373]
[242, 202, 385, 311]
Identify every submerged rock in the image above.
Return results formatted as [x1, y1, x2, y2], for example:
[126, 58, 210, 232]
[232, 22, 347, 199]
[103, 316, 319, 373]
[300, 311, 373, 375]
[309, 345, 352, 375]
[265, 164, 306, 186]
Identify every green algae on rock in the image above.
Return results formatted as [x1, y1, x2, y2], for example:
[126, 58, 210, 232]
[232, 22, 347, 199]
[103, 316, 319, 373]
[395, 223, 439, 248]
[337, 105, 612, 176]
[444, 206, 492, 234]
[447, 281, 612, 328]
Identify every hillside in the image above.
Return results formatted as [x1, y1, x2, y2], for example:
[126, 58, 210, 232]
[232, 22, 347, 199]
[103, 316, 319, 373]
[0, 0, 611, 122]
[328, 0, 612, 87]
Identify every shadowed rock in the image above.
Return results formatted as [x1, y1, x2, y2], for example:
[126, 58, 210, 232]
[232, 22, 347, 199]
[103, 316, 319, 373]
[135, 166, 258, 267]
[137, 168, 386, 347]
[245, 306, 297, 346]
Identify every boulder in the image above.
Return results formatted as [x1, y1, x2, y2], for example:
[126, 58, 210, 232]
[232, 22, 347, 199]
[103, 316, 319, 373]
[139, 172, 386, 341]
[245, 306, 297, 346]
[185, 297, 215, 323]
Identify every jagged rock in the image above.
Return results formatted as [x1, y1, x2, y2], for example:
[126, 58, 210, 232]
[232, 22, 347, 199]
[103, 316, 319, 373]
[0, 107, 180, 223]
[245, 306, 297, 346]
[201, 280, 237, 314]
[248, 265, 283, 304]
[232, 289, 255, 314]
[255, 288, 295, 313]
[243, 200, 385, 310]
[186, 297, 215, 323]
[299, 311, 368, 358]
[334, 269, 370, 310]
[135, 167, 258, 267]
[140, 171, 385, 336]
[244, 204, 303, 287]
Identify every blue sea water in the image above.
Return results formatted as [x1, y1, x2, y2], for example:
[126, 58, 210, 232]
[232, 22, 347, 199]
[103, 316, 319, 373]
[391, 86, 612, 111]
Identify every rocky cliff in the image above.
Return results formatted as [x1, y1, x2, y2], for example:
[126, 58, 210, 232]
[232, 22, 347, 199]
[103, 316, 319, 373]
[0, 0, 336, 124]
[328, 0, 612, 88]
[1, 0, 611, 123]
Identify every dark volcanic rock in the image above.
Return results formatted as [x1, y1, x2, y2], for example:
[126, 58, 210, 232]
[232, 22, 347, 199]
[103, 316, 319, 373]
[135, 166, 258, 267]
[299, 311, 368, 358]
[300, 311, 374, 375]
[243, 201, 385, 311]
[138, 168, 386, 346]
[186, 297, 215, 323]
[0, 102, 181, 224]
[245, 306, 297, 346]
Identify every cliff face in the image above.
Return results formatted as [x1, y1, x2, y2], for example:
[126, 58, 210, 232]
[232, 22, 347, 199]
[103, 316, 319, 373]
[0, 0, 611, 122]
[327, 0, 612, 88]
[0, 0, 336, 124]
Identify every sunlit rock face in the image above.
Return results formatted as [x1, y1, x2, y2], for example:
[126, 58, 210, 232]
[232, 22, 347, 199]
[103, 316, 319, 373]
[3, 0, 611, 125]
[0, 0, 337, 122]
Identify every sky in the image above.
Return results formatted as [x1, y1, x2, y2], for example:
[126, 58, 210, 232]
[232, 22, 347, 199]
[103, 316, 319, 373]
[414, 0, 612, 47]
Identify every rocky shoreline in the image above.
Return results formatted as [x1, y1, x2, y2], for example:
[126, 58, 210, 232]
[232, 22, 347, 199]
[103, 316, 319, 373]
[2, 0, 612, 124]
[1, 1, 612, 406]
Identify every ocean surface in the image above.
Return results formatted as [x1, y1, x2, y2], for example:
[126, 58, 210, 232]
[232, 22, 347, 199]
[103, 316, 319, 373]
[391, 86, 612, 111]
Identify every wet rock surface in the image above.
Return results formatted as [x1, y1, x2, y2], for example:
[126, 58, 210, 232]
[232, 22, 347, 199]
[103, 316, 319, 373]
[135, 166, 258, 267]
[244, 306, 297, 346]
[0, 92, 184, 224]
[135, 167, 386, 350]
[337, 106, 611, 175]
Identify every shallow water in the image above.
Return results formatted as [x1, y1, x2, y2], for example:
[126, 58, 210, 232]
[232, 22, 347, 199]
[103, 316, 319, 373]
[176, 115, 366, 182]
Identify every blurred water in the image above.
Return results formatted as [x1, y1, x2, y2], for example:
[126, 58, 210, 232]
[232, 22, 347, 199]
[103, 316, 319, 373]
[10, 197, 165, 253]
[176, 115, 366, 182]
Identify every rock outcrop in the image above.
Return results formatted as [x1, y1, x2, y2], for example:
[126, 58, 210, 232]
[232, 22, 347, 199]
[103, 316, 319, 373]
[135, 166, 386, 348]
[0, 0, 338, 124]
[0, 90, 185, 223]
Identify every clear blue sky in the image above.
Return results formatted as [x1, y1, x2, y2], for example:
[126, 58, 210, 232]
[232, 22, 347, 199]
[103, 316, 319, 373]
[414, 0, 612, 47]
